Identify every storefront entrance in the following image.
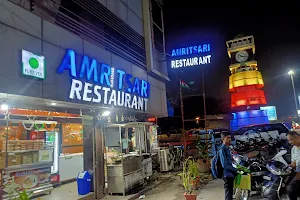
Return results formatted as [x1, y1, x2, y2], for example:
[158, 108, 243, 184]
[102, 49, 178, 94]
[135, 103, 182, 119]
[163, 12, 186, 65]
[0, 94, 109, 200]
[0, 94, 159, 200]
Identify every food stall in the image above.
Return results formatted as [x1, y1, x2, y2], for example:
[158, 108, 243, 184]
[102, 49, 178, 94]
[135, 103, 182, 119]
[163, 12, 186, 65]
[0, 108, 85, 200]
[26, 123, 84, 184]
[0, 119, 55, 200]
[105, 122, 158, 196]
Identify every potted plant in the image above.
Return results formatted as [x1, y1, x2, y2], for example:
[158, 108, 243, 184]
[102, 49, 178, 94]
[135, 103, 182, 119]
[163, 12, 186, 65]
[181, 157, 197, 200]
[196, 142, 210, 173]
[188, 159, 200, 189]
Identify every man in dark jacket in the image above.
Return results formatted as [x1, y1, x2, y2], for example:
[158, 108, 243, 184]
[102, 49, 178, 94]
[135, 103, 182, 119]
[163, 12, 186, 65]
[219, 133, 237, 200]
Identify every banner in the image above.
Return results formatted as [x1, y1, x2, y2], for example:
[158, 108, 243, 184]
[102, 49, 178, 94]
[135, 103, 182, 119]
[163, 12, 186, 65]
[2, 167, 51, 194]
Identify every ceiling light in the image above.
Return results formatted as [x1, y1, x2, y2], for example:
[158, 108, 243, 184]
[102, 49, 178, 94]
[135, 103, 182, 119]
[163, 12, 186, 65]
[102, 111, 111, 117]
[1, 104, 8, 111]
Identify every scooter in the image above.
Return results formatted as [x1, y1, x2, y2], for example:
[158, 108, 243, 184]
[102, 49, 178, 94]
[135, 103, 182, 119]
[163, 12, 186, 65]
[232, 153, 268, 200]
[261, 148, 293, 200]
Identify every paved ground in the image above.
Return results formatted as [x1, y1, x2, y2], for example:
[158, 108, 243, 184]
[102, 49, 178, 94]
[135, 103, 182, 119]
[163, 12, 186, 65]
[102, 175, 289, 200]
[143, 177, 226, 200]
[141, 176, 185, 200]
[32, 182, 92, 200]
[142, 177, 288, 200]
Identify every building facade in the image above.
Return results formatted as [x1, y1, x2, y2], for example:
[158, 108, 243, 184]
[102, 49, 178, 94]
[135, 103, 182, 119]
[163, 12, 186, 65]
[0, 0, 168, 199]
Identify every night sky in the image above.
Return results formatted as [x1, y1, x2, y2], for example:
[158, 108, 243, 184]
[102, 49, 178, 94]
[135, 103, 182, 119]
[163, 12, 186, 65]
[163, 3, 300, 118]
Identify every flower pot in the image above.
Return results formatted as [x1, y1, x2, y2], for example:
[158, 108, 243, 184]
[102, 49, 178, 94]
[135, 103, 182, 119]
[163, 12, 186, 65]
[191, 176, 201, 189]
[198, 159, 210, 173]
[184, 192, 196, 200]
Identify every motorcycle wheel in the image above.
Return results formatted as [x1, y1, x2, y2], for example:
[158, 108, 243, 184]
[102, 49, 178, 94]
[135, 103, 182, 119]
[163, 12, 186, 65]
[235, 188, 249, 200]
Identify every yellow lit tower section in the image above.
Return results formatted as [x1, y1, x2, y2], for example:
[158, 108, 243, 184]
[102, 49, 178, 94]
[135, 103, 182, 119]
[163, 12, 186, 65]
[226, 35, 267, 110]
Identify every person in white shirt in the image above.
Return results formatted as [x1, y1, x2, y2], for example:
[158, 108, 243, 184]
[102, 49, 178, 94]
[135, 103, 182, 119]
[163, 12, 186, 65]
[286, 131, 300, 200]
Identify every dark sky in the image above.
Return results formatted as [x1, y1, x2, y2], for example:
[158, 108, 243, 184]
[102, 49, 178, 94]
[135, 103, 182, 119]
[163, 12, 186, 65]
[163, 3, 300, 118]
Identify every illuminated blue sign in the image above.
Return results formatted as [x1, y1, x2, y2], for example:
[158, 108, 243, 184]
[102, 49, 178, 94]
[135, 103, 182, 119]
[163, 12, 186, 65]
[57, 49, 150, 111]
[260, 106, 277, 121]
[170, 44, 212, 69]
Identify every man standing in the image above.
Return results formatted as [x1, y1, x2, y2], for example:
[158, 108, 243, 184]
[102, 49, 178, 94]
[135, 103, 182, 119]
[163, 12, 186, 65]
[219, 133, 237, 200]
[286, 131, 300, 200]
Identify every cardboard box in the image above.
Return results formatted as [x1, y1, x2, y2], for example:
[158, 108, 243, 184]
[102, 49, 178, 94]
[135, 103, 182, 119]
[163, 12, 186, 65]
[21, 153, 33, 164]
[8, 153, 21, 166]
[32, 151, 39, 163]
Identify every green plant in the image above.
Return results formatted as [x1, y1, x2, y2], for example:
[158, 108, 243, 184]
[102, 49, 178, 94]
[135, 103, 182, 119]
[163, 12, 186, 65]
[188, 159, 200, 179]
[196, 142, 208, 160]
[180, 157, 198, 194]
[9, 189, 33, 200]
[17, 190, 33, 200]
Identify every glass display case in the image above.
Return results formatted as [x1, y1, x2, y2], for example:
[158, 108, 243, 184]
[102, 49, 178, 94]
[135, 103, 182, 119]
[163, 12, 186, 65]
[0, 120, 55, 200]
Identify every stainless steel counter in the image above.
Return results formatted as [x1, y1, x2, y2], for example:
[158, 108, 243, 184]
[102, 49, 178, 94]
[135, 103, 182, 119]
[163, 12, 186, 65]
[107, 155, 144, 195]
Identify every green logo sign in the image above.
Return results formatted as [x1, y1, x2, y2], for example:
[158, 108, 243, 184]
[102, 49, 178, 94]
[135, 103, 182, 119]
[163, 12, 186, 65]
[29, 57, 39, 69]
[22, 50, 45, 79]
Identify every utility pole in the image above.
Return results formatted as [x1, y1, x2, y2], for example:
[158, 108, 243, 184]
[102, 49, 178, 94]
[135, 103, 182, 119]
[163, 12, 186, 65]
[202, 69, 208, 152]
[288, 70, 298, 117]
[179, 80, 187, 156]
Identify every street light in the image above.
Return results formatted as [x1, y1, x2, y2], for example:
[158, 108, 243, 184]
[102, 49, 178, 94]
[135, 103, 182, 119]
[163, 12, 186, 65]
[288, 70, 298, 116]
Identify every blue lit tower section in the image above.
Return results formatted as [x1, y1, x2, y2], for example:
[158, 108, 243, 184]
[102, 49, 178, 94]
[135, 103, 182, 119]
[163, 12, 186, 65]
[226, 36, 270, 131]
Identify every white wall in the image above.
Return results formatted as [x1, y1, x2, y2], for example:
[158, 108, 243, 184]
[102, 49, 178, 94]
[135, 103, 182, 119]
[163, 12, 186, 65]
[0, 0, 167, 117]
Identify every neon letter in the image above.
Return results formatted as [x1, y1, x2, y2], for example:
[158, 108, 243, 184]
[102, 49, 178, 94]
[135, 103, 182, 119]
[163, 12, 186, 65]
[141, 80, 149, 98]
[79, 56, 98, 82]
[132, 78, 140, 95]
[100, 64, 111, 87]
[125, 74, 133, 93]
[116, 69, 126, 90]
[69, 79, 82, 99]
[57, 49, 77, 77]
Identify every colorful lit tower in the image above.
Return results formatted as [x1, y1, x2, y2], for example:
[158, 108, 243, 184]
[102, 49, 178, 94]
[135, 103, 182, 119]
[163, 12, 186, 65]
[226, 35, 269, 130]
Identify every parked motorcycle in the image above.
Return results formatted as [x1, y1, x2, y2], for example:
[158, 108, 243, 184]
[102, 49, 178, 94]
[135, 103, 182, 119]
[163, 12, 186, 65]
[261, 161, 293, 200]
[232, 153, 268, 200]
[261, 148, 293, 200]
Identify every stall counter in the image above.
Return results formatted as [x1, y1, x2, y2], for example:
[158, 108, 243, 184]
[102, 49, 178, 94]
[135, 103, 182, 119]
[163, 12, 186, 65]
[107, 155, 144, 195]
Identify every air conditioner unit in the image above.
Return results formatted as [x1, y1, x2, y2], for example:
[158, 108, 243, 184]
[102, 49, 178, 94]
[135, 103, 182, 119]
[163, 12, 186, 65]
[158, 149, 174, 172]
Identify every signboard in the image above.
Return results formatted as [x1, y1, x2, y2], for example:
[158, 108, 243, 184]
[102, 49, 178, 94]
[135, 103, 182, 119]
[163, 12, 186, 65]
[57, 49, 150, 111]
[22, 50, 45, 79]
[170, 44, 212, 69]
[2, 167, 51, 194]
[149, 126, 158, 150]
[260, 106, 277, 121]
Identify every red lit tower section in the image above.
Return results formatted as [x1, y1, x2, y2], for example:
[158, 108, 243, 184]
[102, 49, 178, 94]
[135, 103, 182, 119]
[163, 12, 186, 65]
[226, 35, 269, 130]
[227, 35, 267, 110]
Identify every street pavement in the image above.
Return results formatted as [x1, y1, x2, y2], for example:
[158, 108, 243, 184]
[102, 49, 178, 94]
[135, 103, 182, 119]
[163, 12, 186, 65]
[143, 176, 288, 200]
[103, 175, 288, 200]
